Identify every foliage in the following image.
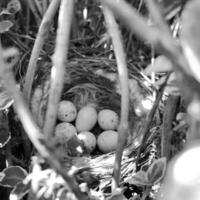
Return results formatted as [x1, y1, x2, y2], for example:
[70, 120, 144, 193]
[126, 157, 166, 186]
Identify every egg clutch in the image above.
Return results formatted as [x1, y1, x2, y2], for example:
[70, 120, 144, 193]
[55, 100, 119, 155]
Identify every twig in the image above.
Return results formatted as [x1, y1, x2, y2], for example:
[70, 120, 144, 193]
[161, 95, 179, 160]
[0, 45, 89, 200]
[43, 0, 74, 140]
[102, 5, 129, 190]
[23, 0, 61, 104]
[136, 75, 170, 167]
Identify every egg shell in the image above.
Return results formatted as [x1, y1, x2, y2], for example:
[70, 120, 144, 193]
[78, 131, 96, 153]
[57, 100, 77, 122]
[97, 130, 118, 153]
[55, 122, 77, 143]
[98, 109, 119, 130]
[75, 106, 98, 132]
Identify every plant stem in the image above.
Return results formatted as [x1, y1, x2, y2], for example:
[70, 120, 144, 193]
[43, 0, 74, 140]
[136, 75, 169, 167]
[23, 0, 61, 104]
[162, 95, 179, 160]
[102, 5, 129, 190]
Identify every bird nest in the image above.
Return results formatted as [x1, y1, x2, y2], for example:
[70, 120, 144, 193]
[32, 56, 155, 194]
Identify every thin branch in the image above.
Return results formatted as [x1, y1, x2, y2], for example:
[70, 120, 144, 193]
[136, 75, 170, 167]
[0, 45, 89, 200]
[23, 0, 61, 104]
[161, 95, 179, 160]
[102, 5, 129, 190]
[43, 0, 74, 140]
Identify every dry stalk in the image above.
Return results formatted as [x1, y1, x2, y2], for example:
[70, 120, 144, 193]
[102, 5, 129, 191]
[0, 45, 89, 200]
[23, 0, 61, 104]
[162, 95, 179, 160]
[136, 75, 170, 166]
[43, 0, 74, 140]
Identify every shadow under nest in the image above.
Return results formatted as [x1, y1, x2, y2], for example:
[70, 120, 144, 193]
[30, 57, 156, 195]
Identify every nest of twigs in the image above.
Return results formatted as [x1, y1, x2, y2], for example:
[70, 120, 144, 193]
[34, 56, 156, 194]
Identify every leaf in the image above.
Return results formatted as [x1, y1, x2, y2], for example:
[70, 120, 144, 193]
[126, 171, 151, 186]
[154, 72, 180, 95]
[0, 129, 11, 148]
[146, 157, 167, 184]
[144, 55, 173, 75]
[0, 87, 14, 110]
[0, 20, 13, 33]
[10, 181, 30, 200]
[0, 172, 5, 181]
[164, 85, 180, 96]
[0, 166, 28, 188]
[180, 0, 200, 82]
[6, 0, 21, 15]
[181, 0, 200, 57]
[0, 9, 12, 16]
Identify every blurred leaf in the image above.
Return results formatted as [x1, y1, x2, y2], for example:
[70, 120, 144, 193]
[0, 172, 5, 181]
[126, 171, 151, 186]
[164, 85, 180, 95]
[181, 0, 200, 55]
[0, 109, 11, 148]
[144, 55, 173, 75]
[181, 0, 200, 48]
[10, 181, 30, 200]
[6, 0, 21, 15]
[0, 20, 13, 33]
[0, 129, 11, 148]
[0, 87, 14, 110]
[0, 166, 28, 188]
[146, 157, 167, 184]
[154, 72, 180, 95]
[0, 9, 12, 15]
[180, 0, 200, 82]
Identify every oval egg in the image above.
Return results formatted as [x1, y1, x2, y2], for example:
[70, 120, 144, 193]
[97, 130, 118, 153]
[55, 122, 77, 143]
[57, 100, 77, 122]
[75, 105, 97, 132]
[78, 131, 96, 153]
[98, 109, 119, 130]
